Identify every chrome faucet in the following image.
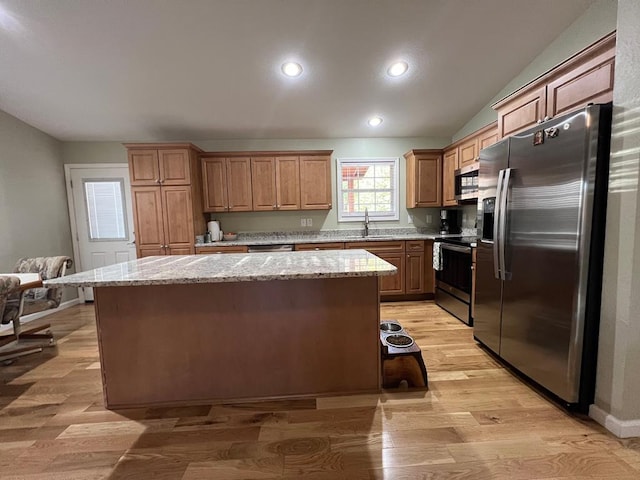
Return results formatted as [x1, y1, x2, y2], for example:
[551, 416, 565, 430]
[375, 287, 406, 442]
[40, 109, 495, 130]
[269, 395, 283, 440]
[364, 208, 370, 237]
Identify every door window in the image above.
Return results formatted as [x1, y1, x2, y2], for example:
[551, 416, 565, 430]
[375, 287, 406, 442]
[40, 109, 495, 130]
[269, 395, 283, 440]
[83, 179, 128, 241]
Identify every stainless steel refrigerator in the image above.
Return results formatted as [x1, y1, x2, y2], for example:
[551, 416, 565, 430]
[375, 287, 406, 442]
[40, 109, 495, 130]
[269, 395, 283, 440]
[475, 103, 612, 412]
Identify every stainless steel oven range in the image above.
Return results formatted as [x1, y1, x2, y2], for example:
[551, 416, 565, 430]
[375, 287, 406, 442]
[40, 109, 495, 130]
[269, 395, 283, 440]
[434, 236, 476, 326]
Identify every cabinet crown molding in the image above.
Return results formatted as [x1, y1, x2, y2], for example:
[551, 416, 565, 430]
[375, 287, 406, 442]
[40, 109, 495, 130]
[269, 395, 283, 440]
[123, 143, 204, 153]
[200, 150, 333, 158]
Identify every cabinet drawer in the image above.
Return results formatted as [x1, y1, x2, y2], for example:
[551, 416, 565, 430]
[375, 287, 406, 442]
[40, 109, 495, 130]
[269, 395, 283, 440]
[196, 246, 248, 254]
[346, 241, 405, 253]
[295, 242, 345, 251]
[406, 240, 424, 252]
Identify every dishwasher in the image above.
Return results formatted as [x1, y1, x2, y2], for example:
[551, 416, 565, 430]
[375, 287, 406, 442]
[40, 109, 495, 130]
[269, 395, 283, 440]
[247, 244, 294, 253]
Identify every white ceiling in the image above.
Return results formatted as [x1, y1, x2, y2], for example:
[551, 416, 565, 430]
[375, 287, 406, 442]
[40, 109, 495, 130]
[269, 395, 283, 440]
[0, 0, 594, 142]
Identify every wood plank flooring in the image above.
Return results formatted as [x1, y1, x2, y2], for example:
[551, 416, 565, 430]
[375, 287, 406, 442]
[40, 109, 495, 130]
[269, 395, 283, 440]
[1, 302, 638, 479]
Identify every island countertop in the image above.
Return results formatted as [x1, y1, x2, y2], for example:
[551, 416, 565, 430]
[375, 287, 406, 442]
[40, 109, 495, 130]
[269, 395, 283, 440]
[44, 249, 397, 288]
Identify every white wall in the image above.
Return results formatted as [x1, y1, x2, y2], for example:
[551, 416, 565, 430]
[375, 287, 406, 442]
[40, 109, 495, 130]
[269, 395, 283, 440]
[0, 109, 76, 299]
[452, 0, 618, 142]
[593, 0, 640, 431]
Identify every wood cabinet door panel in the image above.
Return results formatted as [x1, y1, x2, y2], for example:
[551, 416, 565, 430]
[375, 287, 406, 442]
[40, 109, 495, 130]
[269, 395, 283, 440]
[276, 156, 301, 210]
[459, 138, 479, 168]
[196, 246, 249, 254]
[161, 186, 195, 249]
[202, 158, 228, 212]
[129, 150, 160, 186]
[226, 157, 253, 211]
[442, 149, 458, 207]
[158, 149, 191, 185]
[295, 242, 345, 251]
[406, 251, 425, 294]
[415, 155, 441, 207]
[138, 246, 165, 257]
[498, 86, 547, 138]
[131, 187, 165, 256]
[168, 246, 194, 255]
[546, 49, 615, 118]
[251, 157, 277, 211]
[346, 241, 405, 253]
[378, 253, 405, 295]
[479, 125, 499, 151]
[300, 155, 332, 210]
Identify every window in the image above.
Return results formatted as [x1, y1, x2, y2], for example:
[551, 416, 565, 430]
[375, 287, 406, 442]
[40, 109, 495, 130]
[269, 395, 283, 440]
[337, 157, 399, 222]
[83, 180, 128, 240]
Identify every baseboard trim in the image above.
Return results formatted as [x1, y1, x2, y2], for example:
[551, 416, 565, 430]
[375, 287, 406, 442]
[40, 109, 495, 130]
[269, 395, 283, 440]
[589, 404, 640, 438]
[0, 298, 82, 332]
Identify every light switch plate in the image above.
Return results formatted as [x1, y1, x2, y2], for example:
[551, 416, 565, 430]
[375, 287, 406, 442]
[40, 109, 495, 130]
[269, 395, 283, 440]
[426, 214, 432, 224]
[301, 218, 307, 227]
[306, 218, 313, 227]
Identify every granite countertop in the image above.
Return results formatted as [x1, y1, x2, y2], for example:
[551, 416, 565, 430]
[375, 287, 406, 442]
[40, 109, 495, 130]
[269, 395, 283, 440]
[44, 250, 397, 288]
[195, 228, 477, 248]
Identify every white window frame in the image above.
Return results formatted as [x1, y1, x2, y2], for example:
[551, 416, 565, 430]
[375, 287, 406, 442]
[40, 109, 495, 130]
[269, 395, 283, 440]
[336, 157, 400, 222]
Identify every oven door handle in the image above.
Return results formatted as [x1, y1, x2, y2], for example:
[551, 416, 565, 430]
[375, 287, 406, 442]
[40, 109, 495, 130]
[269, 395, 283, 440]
[440, 244, 472, 254]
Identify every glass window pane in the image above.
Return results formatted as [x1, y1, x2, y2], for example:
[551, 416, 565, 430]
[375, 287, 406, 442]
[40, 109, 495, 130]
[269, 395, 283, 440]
[84, 180, 127, 240]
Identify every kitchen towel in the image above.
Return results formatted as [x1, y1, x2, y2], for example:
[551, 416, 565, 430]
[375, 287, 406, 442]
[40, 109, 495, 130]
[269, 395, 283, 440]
[432, 242, 443, 271]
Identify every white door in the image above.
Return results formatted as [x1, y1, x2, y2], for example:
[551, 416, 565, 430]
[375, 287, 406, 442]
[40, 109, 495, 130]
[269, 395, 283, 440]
[66, 165, 137, 301]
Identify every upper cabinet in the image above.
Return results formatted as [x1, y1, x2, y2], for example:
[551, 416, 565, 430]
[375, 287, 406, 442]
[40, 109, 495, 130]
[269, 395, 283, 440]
[458, 137, 479, 169]
[405, 150, 442, 208]
[202, 150, 332, 213]
[442, 148, 458, 207]
[201, 156, 252, 212]
[494, 32, 615, 139]
[128, 148, 193, 186]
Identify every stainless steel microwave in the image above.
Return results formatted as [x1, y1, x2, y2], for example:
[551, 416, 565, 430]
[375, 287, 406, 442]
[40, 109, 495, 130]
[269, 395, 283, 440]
[454, 163, 479, 201]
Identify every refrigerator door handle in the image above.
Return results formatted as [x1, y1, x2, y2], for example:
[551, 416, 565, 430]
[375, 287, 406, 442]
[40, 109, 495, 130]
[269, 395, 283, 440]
[493, 169, 505, 279]
[499, 168, 512, 280]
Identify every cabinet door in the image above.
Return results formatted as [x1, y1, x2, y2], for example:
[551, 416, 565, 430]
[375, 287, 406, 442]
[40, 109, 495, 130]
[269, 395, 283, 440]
[414, 154, 441, 207]
[202, 158, 228, 212]
[459, 138, 479, 168]
[129, 150, 160, 186]
[161, 186, 195, 254]
[406, 251, 425, 294]
[251, 157, 277, 211]
[300, 155, 332, 210]
[546, 46, 615, 119]
[158, 149, 191, 185]
[478, 125, 499, 151]
[497, 85, 547, 138]
[442, 148, 458, 207]
[378, 252, 405, 295]
[424, 240, 435, 294]
[131, 187, 165, 257]
[276, 156, 301, 210]
[226, 157, 253, 211]
[196, 246, 249, 254]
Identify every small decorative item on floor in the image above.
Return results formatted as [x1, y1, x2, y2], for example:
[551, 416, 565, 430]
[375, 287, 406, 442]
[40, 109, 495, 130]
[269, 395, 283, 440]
[380, 320, 428, 389]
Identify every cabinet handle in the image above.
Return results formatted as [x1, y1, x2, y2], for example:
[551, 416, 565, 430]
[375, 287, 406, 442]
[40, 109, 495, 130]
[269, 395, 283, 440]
[273, 205, 277, 208]
[537, 118, 543, 124]
[543, 115, 551, 121]
[156, 178, 161, 184]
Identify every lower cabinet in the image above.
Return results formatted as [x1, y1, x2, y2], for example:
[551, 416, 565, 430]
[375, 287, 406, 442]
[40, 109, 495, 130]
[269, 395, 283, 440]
[378, 252, 406, 295]
[294, 242, 345, 251]
[424, 240, 435, 294]
[196, 245, 248, 254]
[132, 185, 196, 258]
[405, 241, 425, 294]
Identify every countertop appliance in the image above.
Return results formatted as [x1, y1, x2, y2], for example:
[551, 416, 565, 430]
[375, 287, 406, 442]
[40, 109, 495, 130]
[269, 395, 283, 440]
[475, 103, 612, 412]
[434, 236, 475, 326]
[439, 209, 462, 234]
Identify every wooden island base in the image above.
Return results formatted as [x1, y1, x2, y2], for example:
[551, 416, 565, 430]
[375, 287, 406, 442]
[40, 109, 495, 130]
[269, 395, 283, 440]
[94, 276, 381, 409]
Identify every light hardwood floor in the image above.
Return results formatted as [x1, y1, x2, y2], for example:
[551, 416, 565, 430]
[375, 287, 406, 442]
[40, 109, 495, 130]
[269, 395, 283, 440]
[0, 302, 638, 479]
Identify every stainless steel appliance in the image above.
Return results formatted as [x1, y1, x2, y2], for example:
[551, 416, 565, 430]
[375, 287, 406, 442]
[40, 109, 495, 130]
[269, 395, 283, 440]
[455, 163, 479, 202]
[439, 209, 461, 234]
[475, 104, 612, 412]
[435, 236, 476, 326]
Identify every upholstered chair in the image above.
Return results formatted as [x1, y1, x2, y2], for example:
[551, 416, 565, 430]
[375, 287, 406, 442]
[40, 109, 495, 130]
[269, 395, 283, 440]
[0, 276, 22, 327]
[11, 256, 73, 315]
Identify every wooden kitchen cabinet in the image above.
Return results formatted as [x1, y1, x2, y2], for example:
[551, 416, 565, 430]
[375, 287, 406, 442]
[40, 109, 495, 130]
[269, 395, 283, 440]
[299, 154, 332, 210]
[126, 143, 206, 258]
[405, 150, 442, 208]
[442, 148, 458, 207]
[494, 32, 615, 138]
[478, 124, 499, 151]
[295, 242, 345, 251]
[405, 241, 425, 294]
[128, 147, 192, 186]
[202, 156, 252, 212]
[458, 137, 479, 169]
[251, 156, 301, 211]
[196, 245, 249, 254]
[424, 240, 435, 294]
[132, 185, 195, 257]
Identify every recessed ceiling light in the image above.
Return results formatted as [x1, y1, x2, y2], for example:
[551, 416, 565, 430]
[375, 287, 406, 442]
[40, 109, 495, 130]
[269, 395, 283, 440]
[387, 61, 409, 77]
[281, 62, 303, 77]
[368, 116, 383, 127]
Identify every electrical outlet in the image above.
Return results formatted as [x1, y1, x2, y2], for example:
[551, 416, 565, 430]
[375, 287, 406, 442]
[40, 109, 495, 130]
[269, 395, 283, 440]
[426, 214, 432, 224]
[301, 218, 307, 227]
[306, 218, 313, 227]
[407, 214, 413, 224]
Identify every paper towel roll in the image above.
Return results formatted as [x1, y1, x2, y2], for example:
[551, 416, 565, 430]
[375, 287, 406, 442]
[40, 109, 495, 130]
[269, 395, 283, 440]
[207, 221, 221, 241]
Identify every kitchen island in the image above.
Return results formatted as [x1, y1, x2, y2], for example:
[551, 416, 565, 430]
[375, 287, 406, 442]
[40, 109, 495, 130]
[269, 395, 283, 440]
[45, 250, 396, 409]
